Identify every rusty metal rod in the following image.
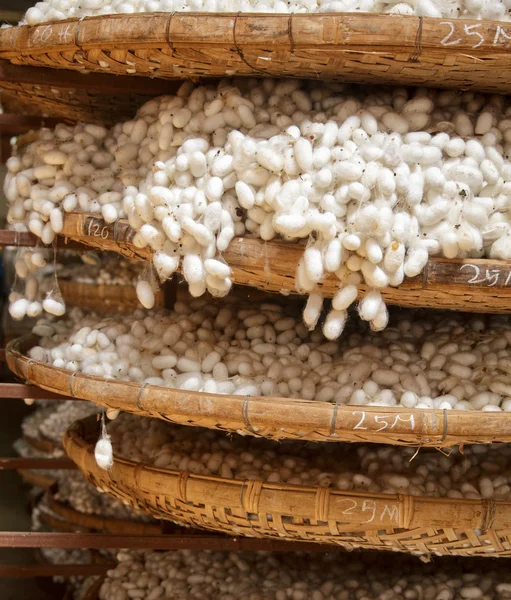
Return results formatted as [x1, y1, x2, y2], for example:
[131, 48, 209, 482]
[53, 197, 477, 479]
[0, 532, 344, 552]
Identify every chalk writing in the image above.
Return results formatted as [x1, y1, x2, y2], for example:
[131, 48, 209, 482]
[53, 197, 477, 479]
[336, 498, 400, 524]
[352, 411, 415, 432]
[459, 263, 511, 287]
[440, 21, 511, 49]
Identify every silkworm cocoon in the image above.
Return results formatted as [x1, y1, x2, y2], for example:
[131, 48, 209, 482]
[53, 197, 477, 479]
[382, 111, 409, 134]
[101, 203, 117, 224]
[346, 255, 363, 272]
[405, 171, 424, 206]
[95, 436, 113, 471]
[370, 302, 389, 332]
[273, 213, 306, 235]
[475, 111, 493, 135]
[27, 301, 42, 318]
[358, 290, 383, 321]
[303, 293, 323, 330]
[383, 241, 405, 273]
[303, 246, 324, 284]
[139, 223, 165, 251]
[162, 215, 182, 243]
[234, 181, 255, 210]
[361, 261, 389, 288]
[342, 233, 361, 251]
[182, 254, 206, 285]
[324, 238, 343, 272]
[153, 251, 179, 281]
[365, 238, 383, 264]
[28, 218, 43, 238]
[136, 281, 155, 309]
[206, 275, 232, 297]
[204, 259, 231, 279]
[9, 298, 29, 320]
[294, 138, 313, 172]
[480, 159, 500, 185]
[332, 284, 358, 310]
[490, 233, 511, 259]
[295, 259, 315, 294]
[134, 193, 154, 223]
[15, 258, 29, 279]
[33, 165, 57, 180]
[255, 146, 283, 174]
[41, 222, 55, 245]
[404, 247, 429, 277]
[25, 277, 38, 302]
[323, 309, 347, 341]
[43, 297, 66, 316]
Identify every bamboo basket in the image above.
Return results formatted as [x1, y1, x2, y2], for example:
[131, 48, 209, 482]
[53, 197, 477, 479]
[1, 14, 511, 98]
[18, 468, 57, 489]
[8, 336, 511, 447]
[23, 433, 61, 455]
[59, 213, 511, 313]
[59, 280, 164, 314]
[80, 577, 104, 600]
[40, 490, 164, 535]
[63, 416, 511, 557]
[0, 80, 154, 125]
[18, 435, 61, 488]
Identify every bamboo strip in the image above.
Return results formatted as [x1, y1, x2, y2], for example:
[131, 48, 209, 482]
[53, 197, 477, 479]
[8, 335, 511, 447]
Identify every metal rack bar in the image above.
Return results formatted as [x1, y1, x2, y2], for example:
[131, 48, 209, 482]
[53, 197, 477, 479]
[0, 383, 71, 400]
[0, 564, 113, 577]
[0, 229, 90, 250]
[0, 457, 75, 470]
[0, 532, 344, 552]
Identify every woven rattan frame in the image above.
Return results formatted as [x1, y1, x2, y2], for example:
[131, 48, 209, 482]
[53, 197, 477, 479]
[43, 491, 164, 535]
[63, 416, 511, 556]
[8, 336, 511, 447]
[1, 14, 511, 95]
[59, 280, 164, 313]
[55, 213, 511, 313]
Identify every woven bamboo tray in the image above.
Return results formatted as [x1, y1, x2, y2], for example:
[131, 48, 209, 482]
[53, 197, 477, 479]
[8, 335, 511, 447]
[23, 433, 61, 455]
[0, 81, 155, 125]
[18, 468, 57, 489]
[1, 14, 511, 97]
[58, 280, 164, 314]
[41, 490, 164, 535]
[18, 434, 60, 488]
[58, 213, 511, 313]
[81, 577, 104, 600]
[63, 416, 511, 556]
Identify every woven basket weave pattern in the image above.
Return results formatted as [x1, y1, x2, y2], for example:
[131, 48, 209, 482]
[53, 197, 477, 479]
[1, 14, 511, 122]
[63, 417, 511, 557]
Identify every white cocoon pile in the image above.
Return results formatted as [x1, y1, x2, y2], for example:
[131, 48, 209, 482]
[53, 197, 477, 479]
[27, 299, 511, 413]
[7, 79, 511, 337]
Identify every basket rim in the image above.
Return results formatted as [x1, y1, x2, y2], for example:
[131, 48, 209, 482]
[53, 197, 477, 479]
[43, 489, 165, 534]
[18, 468, 57, 489]
[56, 212, 511, 314]
[2, 13, 511, 57]
[1, 13, 511, 96]
[63, 415, 511, 534]
[23, 432, 61, 455]
[8, 335, 511, 447]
